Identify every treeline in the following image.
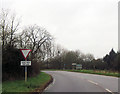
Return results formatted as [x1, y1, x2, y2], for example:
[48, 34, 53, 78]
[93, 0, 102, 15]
[45, 49, 119, 71]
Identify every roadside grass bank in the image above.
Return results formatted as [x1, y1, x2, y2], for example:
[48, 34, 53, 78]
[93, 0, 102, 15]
[2, 72, 53, 94]
[0, 84, 2, 94]
[67, 69, 120, 77]
[43, 69, 120, 77]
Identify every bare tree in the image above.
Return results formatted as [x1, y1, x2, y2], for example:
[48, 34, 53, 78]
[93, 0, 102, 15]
[9, 14, 20, 46]
[85, 53, 94, 61]
[0, 9, 20, 47]
[0, 9, 9, 47]
[19, 25, 53, 61]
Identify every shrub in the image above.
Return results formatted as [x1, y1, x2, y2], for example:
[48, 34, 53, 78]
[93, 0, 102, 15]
[2, 44, 41, 81]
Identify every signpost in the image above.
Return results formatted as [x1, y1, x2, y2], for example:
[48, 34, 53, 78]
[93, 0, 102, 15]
[72, 63, 76, 70]
[63, 64, 66, 70]
[76, 64, 82, 70]
[20, 49, 31, 82]
[72, 63, 82, 70]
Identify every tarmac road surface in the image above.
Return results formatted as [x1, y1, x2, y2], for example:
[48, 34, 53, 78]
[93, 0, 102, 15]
[43, 71, 119, 93]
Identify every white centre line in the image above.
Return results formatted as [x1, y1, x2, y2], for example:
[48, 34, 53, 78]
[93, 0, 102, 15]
[105, 89, 114, 94]
[87, 80, 98, 85]
[87, 80, 114, 94]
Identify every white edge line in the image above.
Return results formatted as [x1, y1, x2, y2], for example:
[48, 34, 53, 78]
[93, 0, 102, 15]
[44, 78, 56, 91]
[53, 78, 56, 85]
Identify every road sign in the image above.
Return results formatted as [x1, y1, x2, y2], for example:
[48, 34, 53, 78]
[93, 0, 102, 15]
[72, 63, 76, 65]
[76, 64, 81, 67]
[76, 64, 82, 70]
[21, 61, 31, 66]
[20, 49, 31, 60]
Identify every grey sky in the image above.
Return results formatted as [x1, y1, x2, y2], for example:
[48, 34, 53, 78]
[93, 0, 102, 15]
[1, 0, 118, 58]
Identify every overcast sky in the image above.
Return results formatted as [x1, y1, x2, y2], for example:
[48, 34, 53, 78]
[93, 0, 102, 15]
[1, 0, 119, 58]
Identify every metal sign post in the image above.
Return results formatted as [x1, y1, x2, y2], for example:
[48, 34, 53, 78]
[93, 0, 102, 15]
[20, 49, 31, 82]
[63, 64, 65, 70]
[25, 60, 27, 82]
[76, 64, 82, 70]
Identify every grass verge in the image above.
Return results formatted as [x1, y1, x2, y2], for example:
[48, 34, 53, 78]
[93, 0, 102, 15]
[67, 69, 120, 77]
[43, 69, 120, 77]
[2, 72, 53, 94]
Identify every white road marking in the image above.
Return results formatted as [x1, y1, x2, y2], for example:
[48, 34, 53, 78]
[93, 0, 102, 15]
[105, 88, 114, 94]
[87, 80, 98, 85]
[88, 80, 114, 94]
[52, 78, 56, 85]
[44, 78, 56, 91]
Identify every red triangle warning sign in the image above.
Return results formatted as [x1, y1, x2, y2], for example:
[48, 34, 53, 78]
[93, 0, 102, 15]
[20, 49, 31, 60]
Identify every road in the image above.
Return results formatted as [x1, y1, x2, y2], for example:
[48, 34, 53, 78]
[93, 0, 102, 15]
[43, 71, 119, 93]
